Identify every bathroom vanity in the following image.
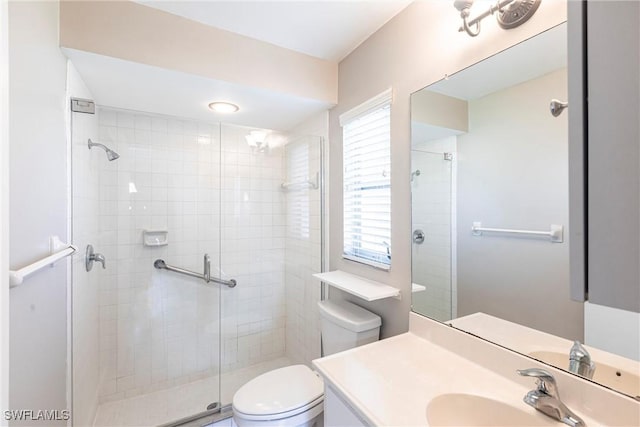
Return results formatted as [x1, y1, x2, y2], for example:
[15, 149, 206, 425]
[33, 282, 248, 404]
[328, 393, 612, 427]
[313, 313, 640, 426]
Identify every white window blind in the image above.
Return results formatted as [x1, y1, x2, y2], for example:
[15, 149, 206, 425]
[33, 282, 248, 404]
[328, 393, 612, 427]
[341, 89, 392, 269]
[286, 141, 310, 239]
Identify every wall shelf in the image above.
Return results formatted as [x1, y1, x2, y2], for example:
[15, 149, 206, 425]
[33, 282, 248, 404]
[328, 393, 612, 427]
[313, 270, 401, 301]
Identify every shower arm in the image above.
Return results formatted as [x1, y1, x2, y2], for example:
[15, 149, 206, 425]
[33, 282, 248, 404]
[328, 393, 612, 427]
[88, 139, 109, 151]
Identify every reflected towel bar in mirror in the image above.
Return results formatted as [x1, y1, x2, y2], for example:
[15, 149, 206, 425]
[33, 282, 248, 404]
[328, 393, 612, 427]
[471, 222, 564, 243]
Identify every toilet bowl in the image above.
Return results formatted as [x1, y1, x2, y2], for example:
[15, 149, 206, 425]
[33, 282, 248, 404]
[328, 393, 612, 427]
[232, 299, 381, 427]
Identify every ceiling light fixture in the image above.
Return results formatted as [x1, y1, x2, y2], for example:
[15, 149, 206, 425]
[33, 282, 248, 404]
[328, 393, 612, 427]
[208, 101, 239, 113]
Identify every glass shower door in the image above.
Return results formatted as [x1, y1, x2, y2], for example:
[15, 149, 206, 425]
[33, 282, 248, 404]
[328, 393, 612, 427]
[71, 107, 224, 427]
[217, 126, 324, 406]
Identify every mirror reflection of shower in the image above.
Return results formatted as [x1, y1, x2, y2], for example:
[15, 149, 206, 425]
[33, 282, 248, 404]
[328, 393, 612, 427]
[87, 138, 119, 161]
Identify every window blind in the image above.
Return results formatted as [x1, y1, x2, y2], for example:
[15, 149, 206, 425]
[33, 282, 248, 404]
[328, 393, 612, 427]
[286, 141, 310, 239]
[341, 92, 391, 269]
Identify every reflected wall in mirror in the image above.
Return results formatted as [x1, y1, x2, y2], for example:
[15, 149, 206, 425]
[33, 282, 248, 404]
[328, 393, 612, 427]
[410, 22, 640, 399]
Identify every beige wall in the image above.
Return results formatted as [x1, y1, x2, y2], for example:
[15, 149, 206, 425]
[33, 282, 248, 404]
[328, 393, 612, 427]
[329, 0, 567, 338]
[456, 68, 583, 341]
[60, 1, 338, 105]
[0, 0, 9, 416]
[411, 90, 468, 133]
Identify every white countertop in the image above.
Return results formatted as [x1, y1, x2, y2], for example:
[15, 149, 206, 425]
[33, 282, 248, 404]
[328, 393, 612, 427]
[312, 313, 639, 427]
[450, 312, 640, 397]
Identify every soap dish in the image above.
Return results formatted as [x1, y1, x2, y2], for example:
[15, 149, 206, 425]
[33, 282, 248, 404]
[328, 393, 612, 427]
[143, 230, 168, 247]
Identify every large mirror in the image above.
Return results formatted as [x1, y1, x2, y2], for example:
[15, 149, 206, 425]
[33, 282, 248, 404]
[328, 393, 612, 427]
[410, 22, 639, 399]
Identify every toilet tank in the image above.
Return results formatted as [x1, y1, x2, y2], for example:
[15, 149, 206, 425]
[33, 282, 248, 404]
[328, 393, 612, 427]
[318, 299, 381, 356]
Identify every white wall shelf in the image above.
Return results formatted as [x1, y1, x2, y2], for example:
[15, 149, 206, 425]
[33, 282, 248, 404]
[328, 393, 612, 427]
[313, 270, 400, 301]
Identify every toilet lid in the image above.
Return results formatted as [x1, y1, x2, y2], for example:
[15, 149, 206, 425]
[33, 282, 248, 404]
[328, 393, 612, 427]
[233, 365, 324, 417]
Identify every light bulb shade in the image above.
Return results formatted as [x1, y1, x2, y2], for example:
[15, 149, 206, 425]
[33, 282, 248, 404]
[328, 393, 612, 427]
[249, 130, 267, 144]
[245, 134, 257, 147]
[208, 102, 239, 113]
[245, 130, 270, 151]
[454, 0, 474, 12]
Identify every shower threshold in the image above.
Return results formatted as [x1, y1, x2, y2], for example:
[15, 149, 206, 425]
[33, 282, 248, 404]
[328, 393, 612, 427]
[158, 403, 233, 427]
[93, 357, 291, 427]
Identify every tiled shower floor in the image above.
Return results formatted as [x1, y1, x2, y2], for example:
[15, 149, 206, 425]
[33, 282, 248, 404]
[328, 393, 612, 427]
[93, 357, 291, 427]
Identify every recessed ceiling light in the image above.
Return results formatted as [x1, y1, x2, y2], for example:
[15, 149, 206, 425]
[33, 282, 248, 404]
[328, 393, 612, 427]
[208, 102, 239, 113]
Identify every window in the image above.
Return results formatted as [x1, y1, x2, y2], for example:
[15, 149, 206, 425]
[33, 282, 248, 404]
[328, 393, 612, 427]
[341, 89, 392, 269]
[286, 140, 310, 239]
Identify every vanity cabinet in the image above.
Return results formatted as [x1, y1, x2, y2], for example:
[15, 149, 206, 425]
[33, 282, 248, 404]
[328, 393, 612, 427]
[578, 1, 640, 312]
[324, 386, 368, 427]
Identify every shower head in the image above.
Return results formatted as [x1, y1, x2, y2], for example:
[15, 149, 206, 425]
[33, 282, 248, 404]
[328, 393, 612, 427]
[88, 138, 120, 161]
[106, 149, 119, 161]
[411, 169, 421, 182]
[550, 99, 568, 117]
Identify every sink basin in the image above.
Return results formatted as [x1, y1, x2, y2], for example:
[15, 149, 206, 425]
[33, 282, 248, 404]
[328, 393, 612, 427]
[529, 350, 640, 398]
[426, 393, 552, 426]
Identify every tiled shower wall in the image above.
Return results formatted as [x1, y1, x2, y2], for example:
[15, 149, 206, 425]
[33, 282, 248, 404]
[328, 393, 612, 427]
[218, 125, 287, 374]
[95, 108, 289, 402]
[283, 137, 323, 367]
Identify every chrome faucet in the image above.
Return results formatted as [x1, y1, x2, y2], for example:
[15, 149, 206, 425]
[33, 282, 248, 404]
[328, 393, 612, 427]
[569, 341, 596, 379]
[517, 368, 585, 427]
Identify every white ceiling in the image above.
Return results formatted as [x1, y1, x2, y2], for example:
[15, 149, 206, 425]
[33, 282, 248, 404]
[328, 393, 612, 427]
[135, 0, 412, 61]
[412, 23, 566, 142]
[64, 48, 332, 131]
[427, 23, 567, 100]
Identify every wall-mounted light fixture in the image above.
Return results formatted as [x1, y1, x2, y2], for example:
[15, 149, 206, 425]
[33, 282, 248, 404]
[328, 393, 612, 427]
[454, 0, 541, 37]
[245, 130, 269, 153]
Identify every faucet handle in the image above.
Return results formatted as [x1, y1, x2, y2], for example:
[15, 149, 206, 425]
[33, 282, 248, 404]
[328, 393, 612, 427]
[517, 368, 559, 397]
[570, 341, 596, 379]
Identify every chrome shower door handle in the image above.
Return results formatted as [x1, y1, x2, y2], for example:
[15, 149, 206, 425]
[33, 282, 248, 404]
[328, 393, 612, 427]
[204, 254, 211, 283]
[85, 244, 106, 271]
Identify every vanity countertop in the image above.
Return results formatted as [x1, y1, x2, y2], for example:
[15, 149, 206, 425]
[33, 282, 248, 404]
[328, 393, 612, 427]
[450, 312, 640, 397]
[312, 313, 639, 427]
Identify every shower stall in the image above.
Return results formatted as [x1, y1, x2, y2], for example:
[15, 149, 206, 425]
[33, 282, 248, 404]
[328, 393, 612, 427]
[410, 147, 455, 322]
[70, 104, 324, 426]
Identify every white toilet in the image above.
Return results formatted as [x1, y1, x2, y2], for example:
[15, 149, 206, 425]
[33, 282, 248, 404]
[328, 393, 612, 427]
[232, 299, 382, 427]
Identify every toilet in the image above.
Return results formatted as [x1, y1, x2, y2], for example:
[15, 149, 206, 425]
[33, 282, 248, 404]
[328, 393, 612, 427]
[232, 299, 382, 427]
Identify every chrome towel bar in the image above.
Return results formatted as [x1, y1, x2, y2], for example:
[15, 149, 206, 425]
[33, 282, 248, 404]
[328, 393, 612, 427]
[154, 254, 237, 288]
[471, 222, 564, 243]
[281, 171, 319, 190]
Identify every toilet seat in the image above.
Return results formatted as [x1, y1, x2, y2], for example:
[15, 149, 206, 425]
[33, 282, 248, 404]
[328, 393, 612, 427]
[233, 365, 324, 422]
[234, 396, 324, 422]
